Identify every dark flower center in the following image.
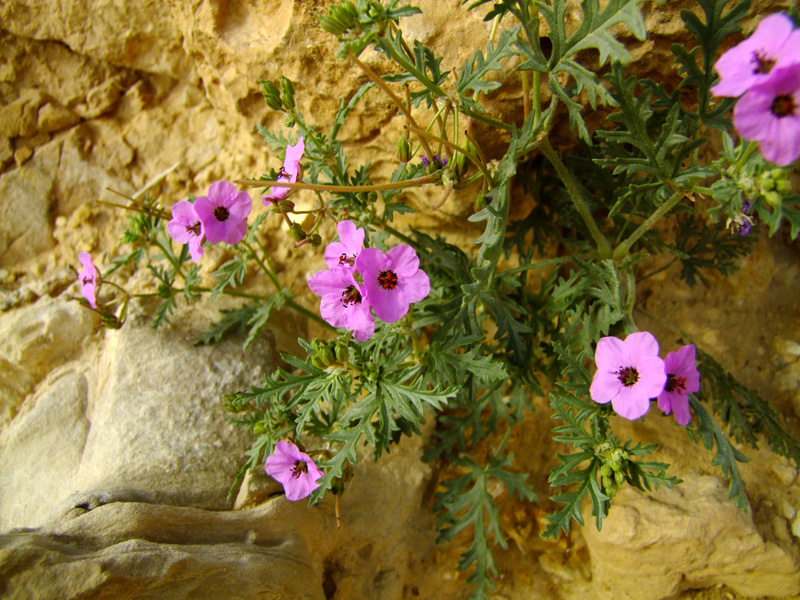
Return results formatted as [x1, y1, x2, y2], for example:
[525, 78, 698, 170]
[338, 253, 356, 267]
[771, 94, 797, 118]
[751, 51, 777, 75]
[291, 460, 308, 479]
[615, 367, 640, 387]
[81, 275, 93, 285]
[186, 221, 201, 236]
[378, 270, 398, 290]
[664, 373, 687, 395]
[214, 206, 230, 222]
[341, 285, 362, 306]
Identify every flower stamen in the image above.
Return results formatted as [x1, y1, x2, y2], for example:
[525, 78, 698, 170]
[213, 206, 230, 222]
[341, 285, 362, 306]
[751, 50, 777, 75]
[291, 460, 309, 479]
[615, 367, 640, 387]
[378, 270, 399, 290]
[771, 94, 797, 118]
[665, 373, 687, 395]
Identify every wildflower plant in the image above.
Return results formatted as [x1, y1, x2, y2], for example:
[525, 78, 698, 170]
[83, 1, 800, 598]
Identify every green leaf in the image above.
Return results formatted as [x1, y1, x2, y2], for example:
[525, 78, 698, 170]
[456, 26, 520, 102]
[243, 292, 287, 350]
[435, 455, 535, 599]
[194, 305, 259, 346]
[210, 256, 248, 300]
[688, 395, 749, 510]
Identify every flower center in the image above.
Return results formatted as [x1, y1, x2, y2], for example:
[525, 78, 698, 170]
[338, 253, 356, 267]
[751, 51, 776, 75]
[664, 373, 687, 395]
[341, 285, 362, 306]
[186, 221, 201, 236]
[81, 275, 93, 285]
[290, 460, 308, 479]
[378, 270, 398, 290]
[615, 367, 640, 387]
[771, 94, 797, 118]
[213, 206, 230, 222]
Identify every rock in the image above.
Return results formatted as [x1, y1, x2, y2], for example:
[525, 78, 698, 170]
[0, 529, 324, 600]
[583, 475, 800, 600]
[0, 0, 192, 78]
[37, 101, 81, 134]
[0, 305, 278, 530]
[0, 88, 45, 139]
[0, 137, 57, 267]
[0, 295, 96, 423]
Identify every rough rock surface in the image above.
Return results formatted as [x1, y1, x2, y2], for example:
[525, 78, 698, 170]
[1, 1, 799, 599]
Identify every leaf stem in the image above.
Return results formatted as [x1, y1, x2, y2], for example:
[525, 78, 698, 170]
[613, 189, 685, 260]
[405, 124, 493, 184]
[346, 51, 436, 161]
[237, 175, 436, 193]
[539, 139, 611, 257]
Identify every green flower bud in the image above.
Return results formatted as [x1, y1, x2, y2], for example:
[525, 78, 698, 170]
[764, 190, 782, 207]
[318, 345, 335, 366]
[278, 199, 295, 212]
[335, 343, 348, 363]
[289, 222, 307, 241]
[777, 179, 793, 194]
[260, 80, 283, 111]
[309, 233, 322, 247]
[280, 76, 296, 110]
[397, 137, 412, 162]
[614, 470, 626, 485]
[283, 115, 296, 128]
[311, 357, 326, 370]
[760, 176, 776, 191]
[451, 150, 467, 176]
[600, 464, 612, 478]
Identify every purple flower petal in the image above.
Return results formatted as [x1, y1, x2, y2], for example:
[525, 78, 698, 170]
[194, 181, 251, 244]
[264, 441, 323, 502]
[590, 332, 666, 421]
[712, 13, 800, 97]
[324, 220, 365, 268]
[386, 244, 420, 277]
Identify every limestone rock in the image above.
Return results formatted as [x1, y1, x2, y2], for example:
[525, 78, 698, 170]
[0, 307, 277, 530]
[0, 530, 324, 600]
[0, 295, 95, 423]
[37, 101, 81, 134]
[582, 475, 800, 600]
[0, 0, 192, 78]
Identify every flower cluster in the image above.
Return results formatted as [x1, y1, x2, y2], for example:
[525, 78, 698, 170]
[590, 332, 700, 425]
[713, 13, 800, 166]
[308, 220, 430, 341]
[264, 441, 324, 501]
[166, 181, 253, 262]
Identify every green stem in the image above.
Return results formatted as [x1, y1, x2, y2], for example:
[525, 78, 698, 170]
[539, 138, 611, 257]
[636, 257, 677, 284]
[347, 51, 436, 161]
[381, 223, 419, 248]
[495, 256, 572, 277]
[405, 124, 493, 184]
[238, 176, 436, 193]
[732, 140, 759, 174]
[613, 189, 685, 260]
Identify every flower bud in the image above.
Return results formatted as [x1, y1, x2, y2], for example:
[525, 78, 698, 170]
[309, 233, 322, 247]
[335, 343, 348, 363]
[260, 80, 283, 111]
[278, 199, 295, 212]
[777, 179, 792, 194]
[289, 222, 307, 241]
[764, 190, 782, 207]
[614, 470, 625, 485]
[280, 76, 296, 110]
[283, 115, 296, 128]
[397, 137, 412, 162]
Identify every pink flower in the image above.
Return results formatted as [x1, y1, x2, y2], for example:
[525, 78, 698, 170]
[589, 332, 667, 420]
[265, 441, 324, 501]
[194, 181, 252, 245]
[262, 137, 305, 205]
[308, 266, 375, 341]
[77, 252, 99, 309]
[355, 245, 430, 323]
[166, 200, 205, 263]
[712, 13, 800, 97]
[324, 220, 365, 269]
[657, 344, 701, 426]
[733, 63, 800, 166]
